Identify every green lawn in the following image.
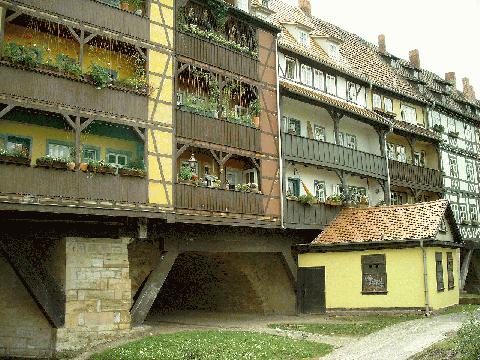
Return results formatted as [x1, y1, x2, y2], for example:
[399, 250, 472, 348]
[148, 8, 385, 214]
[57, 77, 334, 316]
[269, 314, 421, 337]
[409, 337, 460, 360]
[438, 304, 480, 315]
[89, 330, 333, 360]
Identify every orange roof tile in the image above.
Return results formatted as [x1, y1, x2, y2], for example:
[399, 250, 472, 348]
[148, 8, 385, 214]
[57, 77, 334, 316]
[312, 200, 450, 245]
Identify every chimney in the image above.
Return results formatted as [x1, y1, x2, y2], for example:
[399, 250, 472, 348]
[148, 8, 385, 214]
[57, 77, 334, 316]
[298, 0, 311, 17]
[445, 72, 456, 85]
[409, 49, 421, 69]
[378, 34, 386, 53]
[462, 77, 476, 101]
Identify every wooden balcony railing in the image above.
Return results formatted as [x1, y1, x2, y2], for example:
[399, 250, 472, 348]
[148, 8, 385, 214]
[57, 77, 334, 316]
[0, 64, 148, 120]
[282, 133, 387, 180]
[284, 199, 341, 229]
[176, 31, 258, 79]
[175, 183, 265, 216]
[176, 110, 261, 152]
[15, 0, 149, 41]
[389, 160, 444, 193]
[0, 164, 148, 204]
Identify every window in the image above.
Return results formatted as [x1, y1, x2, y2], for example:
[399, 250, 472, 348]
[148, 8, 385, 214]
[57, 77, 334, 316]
[361, 254, 387, 294]
[299, 31, 309, 47]
[83, 146, 99, 162]
[328, 42, 340, 59]
[436, 252, 444, 292]
[451, 204, 459, 222]
[300, 64, 313, 86]
[287, 178, 300, 197]
[373, 93, 382, 109]
[347, 82, 358, 103]
[338, 132, 357, 149]
[314, 180, 326, 202]
[449, 155, 458, 178]
[401, 104, 417, 124]
[226, 168, 241, 189]
[459, 204, 468, 223]
[244, 169, 257, 184]
[430, 110, 441, 128]
[391, 191, 407, 205]
[107, 152, 128, 167]
[413, 151, 426, 167]
[446, 116, 456, 133]
[314, 69, 324, 90]
[384, 98, 393, 113]
[47, 141, 73, 160]
[388, 144, 406, 163]
[348, 186, 366, 203]
[447, 252, 454, 290]
[285, 57, 296, 80]
[466, 161, 475, 182]
[470, 204, 478, 222]
[1, 135, 31, 156]
[326, 74, 336, 95]
[439, 219, 447, 233]
[288, 118, 301, 136]
[313, 125, 325, 142]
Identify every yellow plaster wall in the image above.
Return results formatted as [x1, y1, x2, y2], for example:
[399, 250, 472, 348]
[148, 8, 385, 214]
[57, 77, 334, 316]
[426, 247, 460, 310]
[298, 246, 459, 310]
[5, 24, 136, 79]
[0, 120, 139, 165]
[146, 1, 174, 206]
[387, 133, 439, 169]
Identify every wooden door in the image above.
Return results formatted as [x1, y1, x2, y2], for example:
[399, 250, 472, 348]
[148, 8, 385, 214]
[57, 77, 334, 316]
[297, 267, 326, 314]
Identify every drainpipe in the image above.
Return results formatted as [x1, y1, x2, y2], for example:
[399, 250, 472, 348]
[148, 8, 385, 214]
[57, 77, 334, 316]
[421, 240, 431, 314]
[275, 34, 285, 229]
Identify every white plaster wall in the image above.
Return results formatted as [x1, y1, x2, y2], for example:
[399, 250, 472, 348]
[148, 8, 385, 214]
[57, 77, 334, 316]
[284, 163, 385, 205]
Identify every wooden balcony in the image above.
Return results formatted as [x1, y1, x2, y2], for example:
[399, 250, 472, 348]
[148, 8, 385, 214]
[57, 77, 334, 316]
[176, 110, 261, 152]
[284, 199, 341, 229]
[15, 0, 149, 41]
[283, 133, 387, 180]
[389, 160, 444, 193]
[176, 31, 258, 79]
[0, 164, 148, 204]
[0, 64, 148, 120]
[175, 183, 265, 216]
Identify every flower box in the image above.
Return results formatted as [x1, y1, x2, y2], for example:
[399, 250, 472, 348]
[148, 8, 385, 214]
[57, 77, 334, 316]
[88, 164, 116, 175]
[119, 168, 146, 178]
[36, 158, 69, 170]
[0, 155, 30, 166]
[325, 200, 343, 206]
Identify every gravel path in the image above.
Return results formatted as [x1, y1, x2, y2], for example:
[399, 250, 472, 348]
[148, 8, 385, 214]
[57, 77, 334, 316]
[321, 313, 466, 360]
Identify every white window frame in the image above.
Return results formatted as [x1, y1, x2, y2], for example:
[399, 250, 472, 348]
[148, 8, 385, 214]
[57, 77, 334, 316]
[373, 93, 382, 109]
[107, 152, 128, 168]
[326, 74, 336, 96]
[314, 180, 326, 202]
[300, 64, 313, 87]
[466, 160, 475, 182]
[414, 151, 426, 167]
[299, 31, 309, 47]
[384, 97, 393, 113]
[314, 69, 324, 90]
[347, 82, 358, 103]
[47, 143, 72, 160]
[285, 57, 296, 80]
[449, 155, 458, 178]
[401, 104, 417, 124]
[313, 125, 325, 142]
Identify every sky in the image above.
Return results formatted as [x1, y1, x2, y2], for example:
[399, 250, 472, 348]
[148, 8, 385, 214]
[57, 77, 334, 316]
[284, 0, 480, 98]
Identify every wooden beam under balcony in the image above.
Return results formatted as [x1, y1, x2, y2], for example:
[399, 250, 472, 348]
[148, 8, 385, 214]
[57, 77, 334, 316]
[388, 160, 444, 193]
[284, 199, 341, 230]
[282, 133, 388, 180]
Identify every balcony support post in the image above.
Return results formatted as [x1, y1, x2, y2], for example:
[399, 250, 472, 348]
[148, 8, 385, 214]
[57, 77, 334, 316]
[376, 127, 392, 205]
[74, 116, 81, 166]
[328, 110, 344, 145]
[406, 136, 417, 165]
[0, 6, 6, 58]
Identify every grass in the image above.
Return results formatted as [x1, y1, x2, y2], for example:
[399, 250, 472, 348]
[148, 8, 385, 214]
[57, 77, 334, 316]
[269, 314, 421, 337]
[438, 304, 480, 315]
[89, 330, 333, 360]
[409, 336, 460, 360]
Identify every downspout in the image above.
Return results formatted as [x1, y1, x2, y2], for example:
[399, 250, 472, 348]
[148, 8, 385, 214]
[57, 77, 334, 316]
[275, 34, 285, 229]
[421, 240, 431, 314]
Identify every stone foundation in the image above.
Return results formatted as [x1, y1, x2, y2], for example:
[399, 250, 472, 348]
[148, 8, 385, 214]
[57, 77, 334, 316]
[56, 237, 132, 352]
[0, 256, 55, 358]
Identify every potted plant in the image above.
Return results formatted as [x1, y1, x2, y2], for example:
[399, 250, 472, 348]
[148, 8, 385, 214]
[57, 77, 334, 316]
[297, 194, 317, 206]
[67, 161, 76, 171]
[432, 124, 445, 134]
[119, 159, 147, 178]
[179, 165, 193, 183]
[0, 148, 31, 166]
[89, 64, 113, 89]
[87, 160, 115, 175]
[326, 193, 344, 206]
[249, 99, 261, 128]
[79, 162, 88, 172]
[36, 155, 70, 170]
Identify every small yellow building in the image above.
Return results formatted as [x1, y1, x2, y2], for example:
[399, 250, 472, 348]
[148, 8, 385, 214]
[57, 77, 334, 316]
[296, 200, 461, 313]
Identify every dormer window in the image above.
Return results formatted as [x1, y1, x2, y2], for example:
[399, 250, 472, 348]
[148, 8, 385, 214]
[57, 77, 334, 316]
[312, 35, 343, 60]
[300, 31, 309, 47]
[445, 84, 452, 93]
[328, 43, 340, 59]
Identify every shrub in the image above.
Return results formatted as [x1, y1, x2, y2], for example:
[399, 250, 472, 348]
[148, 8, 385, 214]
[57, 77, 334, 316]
[298, 194, 317, 206]
[455, 315, 480, 359]
[89, 64, 113, 89]
[56, 54, 82, 78]
[179, 165, 193, 181]
[3, 42, 43, 69]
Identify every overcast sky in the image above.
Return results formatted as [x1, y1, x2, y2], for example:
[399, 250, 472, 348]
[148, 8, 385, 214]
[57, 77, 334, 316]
[284, 0, 480, 97]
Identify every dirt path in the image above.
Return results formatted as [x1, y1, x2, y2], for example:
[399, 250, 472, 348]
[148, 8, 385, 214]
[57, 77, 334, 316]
[321, 313, 466, 360]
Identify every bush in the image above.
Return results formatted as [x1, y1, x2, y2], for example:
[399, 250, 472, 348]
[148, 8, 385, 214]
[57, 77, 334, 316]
[56, 54, 82, 78]
[179, 165, 193, 181]
[298, 194, 317, 206]
[455, 315, 480, 359]
[89, 64, 113, 89]
[3, 42, 43, 69]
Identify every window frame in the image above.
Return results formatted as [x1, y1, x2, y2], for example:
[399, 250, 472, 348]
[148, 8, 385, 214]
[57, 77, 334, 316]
[325, 74, 337, 96]
[373, 93, 382, 109]
[313, 69, 324, 91]
[82, 145, 101, 162]
[46, 139, 74, 160]
[1, 134, 32, 157]
[447, 252, 455, 290]
[287, 177, 300, 197]
[106, 149, 131, 168]
[400, 104, 417, 124]
[383, 97, 393, 113]
[361, 254, 387, 295]
[436, 252, 445, 292]
[300, 64, 313, 87]
[313, 125, 326, 142]
[285, 57, 297, 80]
[288, 118, 301, 136]
[314, 180, 326, 202]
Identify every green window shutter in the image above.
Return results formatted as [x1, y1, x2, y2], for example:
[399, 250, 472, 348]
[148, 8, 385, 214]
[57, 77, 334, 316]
[435, 252, 444, 291]
[447, 252, 454, 290]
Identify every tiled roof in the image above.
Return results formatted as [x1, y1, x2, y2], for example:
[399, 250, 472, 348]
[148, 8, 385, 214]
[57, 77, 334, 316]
[390, 118, 440, 141]
[312, 200, 450, 245]
[281, 80, 391, 126]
